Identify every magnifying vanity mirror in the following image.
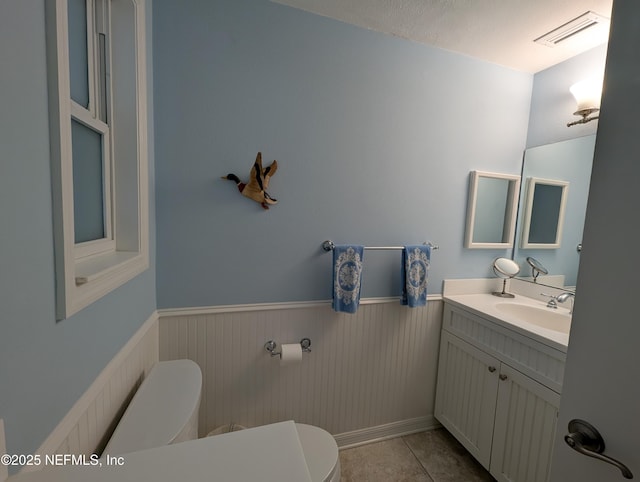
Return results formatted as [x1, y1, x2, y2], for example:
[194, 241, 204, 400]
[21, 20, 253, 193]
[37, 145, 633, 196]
[512, 135, 596, 291]
[526, 256, 549, 282]
[491, 257, 520, 298]
[465, 171, 520, 249]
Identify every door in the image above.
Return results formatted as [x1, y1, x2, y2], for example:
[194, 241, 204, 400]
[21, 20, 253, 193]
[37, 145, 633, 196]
[549, 1, 640, 480]
[491, 364, 560, 482]
[434, 331, 498, 468]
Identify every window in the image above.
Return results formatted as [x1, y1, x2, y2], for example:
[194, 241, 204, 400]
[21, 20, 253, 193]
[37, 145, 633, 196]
[46, 0, 149, 320]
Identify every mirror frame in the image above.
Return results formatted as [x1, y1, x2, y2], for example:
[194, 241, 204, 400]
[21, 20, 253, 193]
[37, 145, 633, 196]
[464, 170, 521, 249]
[520, 177, 569, 249]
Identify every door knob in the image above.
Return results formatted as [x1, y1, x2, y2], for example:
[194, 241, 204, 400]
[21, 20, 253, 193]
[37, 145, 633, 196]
[564, 419, 633, 479]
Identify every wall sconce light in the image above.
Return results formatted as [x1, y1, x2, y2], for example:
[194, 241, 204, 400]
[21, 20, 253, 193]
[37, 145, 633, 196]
[567, 75, 603, 127]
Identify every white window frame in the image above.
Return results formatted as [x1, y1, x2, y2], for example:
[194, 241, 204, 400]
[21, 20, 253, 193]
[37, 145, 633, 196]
[71, 102, 115, 259]
[71, 0, 115, 259]
[46, 0, 149, 320]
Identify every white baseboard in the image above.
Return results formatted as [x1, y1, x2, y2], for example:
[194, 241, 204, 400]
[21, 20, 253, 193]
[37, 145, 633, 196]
[333, 416, 440, 450]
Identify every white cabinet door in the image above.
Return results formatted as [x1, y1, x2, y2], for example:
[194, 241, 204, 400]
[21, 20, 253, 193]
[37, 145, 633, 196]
[490, 363, 560, 482]
[434, 331, 499, 469]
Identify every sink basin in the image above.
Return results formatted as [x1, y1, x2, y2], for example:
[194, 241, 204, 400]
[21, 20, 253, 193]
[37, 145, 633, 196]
[495, 303, 571, 334]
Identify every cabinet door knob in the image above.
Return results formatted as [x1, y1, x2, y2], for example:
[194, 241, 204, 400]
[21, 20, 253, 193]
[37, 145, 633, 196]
[488, 366, 496, 373]
[499, 374, 508, 381]
[564, 419, 633, 479]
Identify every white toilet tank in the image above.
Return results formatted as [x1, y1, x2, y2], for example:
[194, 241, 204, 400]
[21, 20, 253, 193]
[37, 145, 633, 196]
[102, 359, 202, 456]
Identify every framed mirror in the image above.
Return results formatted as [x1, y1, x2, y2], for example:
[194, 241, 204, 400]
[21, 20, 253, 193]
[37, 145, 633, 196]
[520, 177, 569, 249]
[464, 171, 520, 249]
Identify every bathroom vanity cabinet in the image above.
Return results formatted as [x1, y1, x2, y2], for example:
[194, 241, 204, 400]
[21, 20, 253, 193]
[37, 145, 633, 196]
[434, 301, 566, 482]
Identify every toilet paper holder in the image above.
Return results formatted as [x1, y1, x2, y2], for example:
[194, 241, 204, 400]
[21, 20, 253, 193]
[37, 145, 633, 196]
[265, 338, 311, 358]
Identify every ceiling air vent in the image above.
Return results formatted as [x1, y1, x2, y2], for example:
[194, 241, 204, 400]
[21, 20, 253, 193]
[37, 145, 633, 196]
[534, 11, 609, 47]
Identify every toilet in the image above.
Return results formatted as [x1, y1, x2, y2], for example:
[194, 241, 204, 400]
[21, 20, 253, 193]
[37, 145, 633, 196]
[103, 360, 340, 482]
[103, 359, 202, 455]
[295, 423, 340, 482]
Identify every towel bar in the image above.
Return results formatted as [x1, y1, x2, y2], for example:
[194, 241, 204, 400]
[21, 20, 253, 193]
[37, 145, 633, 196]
[321, 240, 439, 252]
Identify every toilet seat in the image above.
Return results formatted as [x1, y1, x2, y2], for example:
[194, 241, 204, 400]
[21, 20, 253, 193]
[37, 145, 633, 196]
[295, 424, 340, 482]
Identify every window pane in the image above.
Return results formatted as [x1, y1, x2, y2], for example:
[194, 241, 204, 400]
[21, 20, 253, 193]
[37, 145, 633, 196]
[71, 119, 105, 243]
[68, 0, 90, 108]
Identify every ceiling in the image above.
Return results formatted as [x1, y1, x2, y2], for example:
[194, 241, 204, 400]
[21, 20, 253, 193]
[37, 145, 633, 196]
[271, 0, 613, 73]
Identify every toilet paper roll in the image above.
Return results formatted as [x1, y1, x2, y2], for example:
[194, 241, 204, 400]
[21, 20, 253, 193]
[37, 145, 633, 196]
[280, 343, 303, 366]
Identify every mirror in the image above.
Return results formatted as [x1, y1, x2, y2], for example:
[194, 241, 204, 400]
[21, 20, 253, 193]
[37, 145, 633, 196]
[464, 171, 520, 249]
[513, 135, 596, 291]
[520, 177, 569, 249]
[526, 256, 549, 282]
[491, 257, 520, 298]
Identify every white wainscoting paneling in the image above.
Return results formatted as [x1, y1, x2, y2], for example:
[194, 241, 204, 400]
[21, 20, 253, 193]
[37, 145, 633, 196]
[159, 297, 443, 445]
[26, 313, 159, 468]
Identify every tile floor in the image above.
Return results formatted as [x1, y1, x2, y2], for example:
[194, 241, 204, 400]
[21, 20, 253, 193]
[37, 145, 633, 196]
[339, 428, 496, 482]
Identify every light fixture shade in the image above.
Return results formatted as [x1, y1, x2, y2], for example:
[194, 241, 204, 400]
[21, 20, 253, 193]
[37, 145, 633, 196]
[569, 75, 603, 113]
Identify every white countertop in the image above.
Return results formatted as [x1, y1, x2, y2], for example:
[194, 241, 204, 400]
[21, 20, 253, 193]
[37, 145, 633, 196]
[8, 421, 312, 482]
[444, 293, 570, 352]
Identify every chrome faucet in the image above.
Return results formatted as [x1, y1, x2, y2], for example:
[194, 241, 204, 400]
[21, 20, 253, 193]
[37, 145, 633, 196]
[556, 292, 575, 314]
[542, 292, 575, 313]
[541, 293, 558, 309]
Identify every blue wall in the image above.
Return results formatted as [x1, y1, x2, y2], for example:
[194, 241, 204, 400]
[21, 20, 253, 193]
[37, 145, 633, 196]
[526, 45, 607, 148]
[154, 0, 533, 308]
[518, 45, 607, 288]
[0, 0, 156, 460]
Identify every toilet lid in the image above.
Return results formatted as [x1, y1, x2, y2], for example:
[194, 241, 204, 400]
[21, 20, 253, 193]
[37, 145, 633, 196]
[295, 424, 339, 482]
[103, 360, 202, 455]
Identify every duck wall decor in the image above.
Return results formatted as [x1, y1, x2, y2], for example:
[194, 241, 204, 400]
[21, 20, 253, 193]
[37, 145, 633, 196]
[222, 152, 278, 210]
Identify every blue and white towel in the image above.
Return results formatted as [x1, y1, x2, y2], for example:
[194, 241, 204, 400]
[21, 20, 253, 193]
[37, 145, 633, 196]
[401, 245, 431, 307]
[332, 245, 364, 313]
